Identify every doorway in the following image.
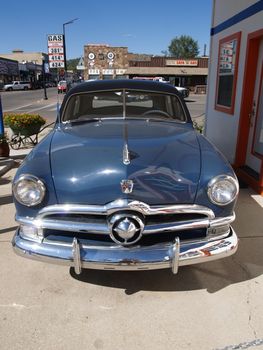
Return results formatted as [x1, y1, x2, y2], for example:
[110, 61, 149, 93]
[235, 30, 263, 195]
[235, 29, 263, 194]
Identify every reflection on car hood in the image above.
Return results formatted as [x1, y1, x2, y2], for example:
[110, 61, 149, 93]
[50, 119, 201, 205]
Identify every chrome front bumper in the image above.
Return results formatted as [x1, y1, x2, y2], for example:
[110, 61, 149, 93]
[12, 227, 238, 275]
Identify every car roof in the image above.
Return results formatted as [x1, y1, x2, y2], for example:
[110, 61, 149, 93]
[66, 79, 182, 97]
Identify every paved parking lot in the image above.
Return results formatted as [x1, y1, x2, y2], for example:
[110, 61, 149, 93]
[0, 94, 263, 350]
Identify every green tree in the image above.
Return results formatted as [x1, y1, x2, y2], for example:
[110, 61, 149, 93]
[168, 35, 199, 58]
[66, 58, 80, 71]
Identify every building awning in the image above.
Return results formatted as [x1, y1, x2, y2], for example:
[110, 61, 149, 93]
[126, 67, 208, 76]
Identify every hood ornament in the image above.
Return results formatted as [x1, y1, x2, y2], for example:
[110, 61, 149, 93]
[121, 179, 134, 194]
[123, 143, 130, 165]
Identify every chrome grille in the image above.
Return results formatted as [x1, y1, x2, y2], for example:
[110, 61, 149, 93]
[16, 200, 235, 246]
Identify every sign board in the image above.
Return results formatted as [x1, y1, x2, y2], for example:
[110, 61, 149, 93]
[116, 69, 127, 75]
[77, 57, 85, 70]
[47, 34, 65, 68]
[88, 69, 100, 75]
[166, 59, 198, 66]
[219, 40, 236, 74]
[102, 69, 114, 75]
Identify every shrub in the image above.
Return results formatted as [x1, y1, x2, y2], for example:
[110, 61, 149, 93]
[193, 121, 204, 134]
[4, 113, 46, 130]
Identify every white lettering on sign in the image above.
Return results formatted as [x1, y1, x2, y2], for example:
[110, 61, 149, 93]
[166, 59, 198, 66]
[49, 61, 65, 68]
[88, 69, 100, 75]
[48, 47, 64, 54]
[102, 69, 114, 75]
[116, 69, 127, 75]
[47, 34, 63, 42]
[47, 34, 65, 69]
[49, 55, 64, 61]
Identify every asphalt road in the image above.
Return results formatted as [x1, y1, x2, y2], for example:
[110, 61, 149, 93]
[1, 88, 206, 124]
[1, 88, 64, 122]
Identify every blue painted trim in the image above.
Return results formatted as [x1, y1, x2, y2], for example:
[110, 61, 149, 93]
[211, 0, 263, 36]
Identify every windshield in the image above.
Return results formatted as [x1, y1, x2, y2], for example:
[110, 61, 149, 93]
[62, 89, 186, 122]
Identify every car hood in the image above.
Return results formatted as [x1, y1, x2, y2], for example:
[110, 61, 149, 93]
[50, 119, 201, 205]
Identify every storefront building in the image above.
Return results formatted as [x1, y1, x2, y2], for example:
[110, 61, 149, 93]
[84, 44, 129, 80]
[128, 56, 208, 90]
[83, 44, 208, 90]
[0, 50, 50, 87]
[205, 0, 263, 194]
[0, 57, 19, 87]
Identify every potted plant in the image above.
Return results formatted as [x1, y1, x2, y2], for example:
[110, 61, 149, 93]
[4, 113, 46, 137]
[0, 133, 10, 157]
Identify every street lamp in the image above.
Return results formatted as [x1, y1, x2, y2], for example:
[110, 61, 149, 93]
[63, 18, 78, 77]
[42, 55, 48, 100]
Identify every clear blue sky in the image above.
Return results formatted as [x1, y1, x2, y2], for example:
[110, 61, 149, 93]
[0, 0, 212, 59]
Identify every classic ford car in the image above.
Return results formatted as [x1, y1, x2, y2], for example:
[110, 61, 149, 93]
[12, 79, 239, 275]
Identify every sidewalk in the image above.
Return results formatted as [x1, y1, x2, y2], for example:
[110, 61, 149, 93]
[0, 126, 53, 177]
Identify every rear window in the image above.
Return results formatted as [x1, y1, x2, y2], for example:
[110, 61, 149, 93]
[62, 89, 186, 122]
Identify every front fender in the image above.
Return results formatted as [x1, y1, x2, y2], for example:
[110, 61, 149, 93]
[194, 134, 238, 217]
[13, 132, 58, 218]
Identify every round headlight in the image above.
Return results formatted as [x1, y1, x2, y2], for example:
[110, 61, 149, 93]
[13, 175, 46, 207]
[207, 175, 239, 206]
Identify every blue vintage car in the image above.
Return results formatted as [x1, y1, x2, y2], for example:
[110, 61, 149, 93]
[12, 79, 239, 275]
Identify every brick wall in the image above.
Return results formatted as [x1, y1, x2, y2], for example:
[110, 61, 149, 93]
[84, 45, 129, 79]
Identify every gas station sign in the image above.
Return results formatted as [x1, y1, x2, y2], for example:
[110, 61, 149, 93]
[47, 34, 65, 68]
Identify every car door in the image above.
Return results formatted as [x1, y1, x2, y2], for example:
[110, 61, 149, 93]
[13, 82, 20, 90]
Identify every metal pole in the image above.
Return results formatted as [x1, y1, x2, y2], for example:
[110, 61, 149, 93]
[63, 24, 67, 76]
[62, 18, 78, 80]
[0, 94, 4, 136]
[42, 59, 48, 100]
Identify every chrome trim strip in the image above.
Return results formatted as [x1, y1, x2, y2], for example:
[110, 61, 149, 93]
[143, 219, 210, 234]
[209, 213, 236, 227]
[34, 201, 216, 219]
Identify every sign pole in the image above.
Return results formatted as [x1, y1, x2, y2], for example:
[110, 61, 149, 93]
[0, 94, 5, 136]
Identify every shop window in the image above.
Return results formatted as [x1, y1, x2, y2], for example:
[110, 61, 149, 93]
[215, 32, 241, 114]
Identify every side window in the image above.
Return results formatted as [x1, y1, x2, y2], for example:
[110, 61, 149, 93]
[215, 32, 241, 114]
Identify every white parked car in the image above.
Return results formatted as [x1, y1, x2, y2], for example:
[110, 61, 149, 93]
[3, 81, 31, 91]
[132, 77, 189, 98]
